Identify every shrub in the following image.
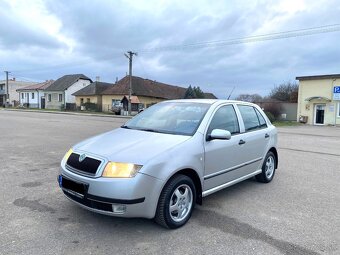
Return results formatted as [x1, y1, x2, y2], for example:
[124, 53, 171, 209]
[82, 102, 99, 111]
[264, 111, 275, 122]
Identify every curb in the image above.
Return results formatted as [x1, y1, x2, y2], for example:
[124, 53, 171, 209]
[1, 108, 132, 119]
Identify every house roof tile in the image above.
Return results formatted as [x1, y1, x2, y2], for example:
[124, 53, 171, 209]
[16, 80, 55, 91]
[102, 76, 217, 99]
[46, 74, 92, 91]
[72, 81, 113, 96]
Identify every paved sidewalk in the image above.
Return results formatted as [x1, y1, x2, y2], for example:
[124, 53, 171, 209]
[0, 108, 132, 119]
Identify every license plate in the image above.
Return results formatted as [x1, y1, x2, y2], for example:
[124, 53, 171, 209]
[59, 175, 88, 197]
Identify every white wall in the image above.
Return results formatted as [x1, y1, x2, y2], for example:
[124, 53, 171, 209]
[65, 79, 91, 103]
[19, 91, 39, 106]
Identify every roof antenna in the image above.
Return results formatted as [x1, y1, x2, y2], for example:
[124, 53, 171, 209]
[227, 86, 235, 100]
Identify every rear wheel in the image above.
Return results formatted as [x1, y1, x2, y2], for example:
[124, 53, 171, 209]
[155, 174, 196, 229]
[256, 151, 276, 183]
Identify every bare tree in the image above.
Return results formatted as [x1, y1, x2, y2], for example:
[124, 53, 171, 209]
[269, 81, 298, 102]
[235, 94, 263, 102]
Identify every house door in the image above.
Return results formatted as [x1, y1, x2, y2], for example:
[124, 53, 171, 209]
[41, 97, 45, 109]
[314, 104, 325, 125]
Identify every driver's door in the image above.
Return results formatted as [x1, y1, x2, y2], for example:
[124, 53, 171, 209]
[203, 104, 245, 192]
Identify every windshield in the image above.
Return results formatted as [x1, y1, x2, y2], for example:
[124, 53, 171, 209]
[122, 102, 211, 136]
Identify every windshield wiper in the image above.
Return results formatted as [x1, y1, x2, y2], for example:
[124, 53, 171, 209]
[121, 125, 132, 129]
[138, 128, 158, 133]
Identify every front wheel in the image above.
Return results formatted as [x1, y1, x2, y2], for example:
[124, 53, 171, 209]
[256, 151, 276, 183]
[155, 174, 196, 229]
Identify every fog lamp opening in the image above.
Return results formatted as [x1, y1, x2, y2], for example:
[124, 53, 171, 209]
[112, 204, 126, 214]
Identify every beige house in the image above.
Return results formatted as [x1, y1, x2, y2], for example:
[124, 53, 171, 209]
[100, 75, 217, 113]
[72, 81, 113, 111]
[296, 74, 340, 125]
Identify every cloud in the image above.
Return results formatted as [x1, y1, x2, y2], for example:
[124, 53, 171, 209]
[1, 0, 340, 98]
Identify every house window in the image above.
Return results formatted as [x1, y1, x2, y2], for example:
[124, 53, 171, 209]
[58, 94, 63, 102]
[0, 84, 4, 90]
[131, 103, 139, 111]
[338, 103, 340, 117]
[21, 93, 24, 99]
[87, 98, 90, 103]
[32, 93, 34, 99]
[48, 94, 51, 102]
[80, 98, 84, 104]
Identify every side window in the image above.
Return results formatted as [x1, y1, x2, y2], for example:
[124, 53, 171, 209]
[207, 105, 240, 135]
[238, 105, 260, 131]
[255, 108, 267, 127]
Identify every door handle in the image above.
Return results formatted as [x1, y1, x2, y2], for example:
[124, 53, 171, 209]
[265, 133, 270, 138]
[239, 139, 246, 145]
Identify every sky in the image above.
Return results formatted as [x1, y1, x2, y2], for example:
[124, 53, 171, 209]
[0, 0, 339, 98]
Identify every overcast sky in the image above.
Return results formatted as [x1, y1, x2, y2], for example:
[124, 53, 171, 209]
[0, 0, 339, 98]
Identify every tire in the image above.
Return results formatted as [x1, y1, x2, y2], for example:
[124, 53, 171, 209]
[256, 151, 276, 183]
[155, 174, 196, 229]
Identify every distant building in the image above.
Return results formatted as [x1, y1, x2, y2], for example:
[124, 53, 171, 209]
[0, 78, 36, 106]
[16, 80, 54, 109]
[296, 74, 340, 125]
[100, 75, 217, 113]
[72, 81, 113, 111]
[254, 100, 297, 121]
[44, 74, 92, 110]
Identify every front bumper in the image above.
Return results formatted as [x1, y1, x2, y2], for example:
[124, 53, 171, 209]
[59, 166, 165, 219]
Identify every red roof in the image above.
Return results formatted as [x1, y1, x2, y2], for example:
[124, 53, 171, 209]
[102, 76, 187, 99]
[16, 80, 54, 91]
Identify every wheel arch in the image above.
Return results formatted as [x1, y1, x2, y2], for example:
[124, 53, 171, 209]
[268, 147, 278, 169]
[160, 168, 203, 206]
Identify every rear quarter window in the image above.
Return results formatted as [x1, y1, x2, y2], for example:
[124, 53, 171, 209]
[237, 105, 263, 131]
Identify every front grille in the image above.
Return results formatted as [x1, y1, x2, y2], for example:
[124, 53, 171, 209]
[64, 191, 113, 212]
[66, 153, 102, 175]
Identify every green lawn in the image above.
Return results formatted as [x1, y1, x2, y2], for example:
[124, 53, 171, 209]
[272, 121, 302, 127]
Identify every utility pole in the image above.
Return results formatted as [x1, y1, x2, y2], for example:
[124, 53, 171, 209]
[124, 51, 137, 115]
[4, 71, 10, 103]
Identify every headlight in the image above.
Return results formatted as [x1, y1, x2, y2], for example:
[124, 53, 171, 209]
[63, 148, 73, 162]
[102, 162, 142, 178]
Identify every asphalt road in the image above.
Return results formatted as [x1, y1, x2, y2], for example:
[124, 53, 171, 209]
[0, 110, 339, 255]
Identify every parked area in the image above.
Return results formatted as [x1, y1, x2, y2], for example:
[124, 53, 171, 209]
[0, 110, 339, 254]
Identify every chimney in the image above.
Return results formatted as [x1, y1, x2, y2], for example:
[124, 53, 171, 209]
[96, 76, 100, 82]
[115, 77, 118, 84]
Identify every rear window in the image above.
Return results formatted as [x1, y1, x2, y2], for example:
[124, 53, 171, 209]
[238, 105, 266, 131]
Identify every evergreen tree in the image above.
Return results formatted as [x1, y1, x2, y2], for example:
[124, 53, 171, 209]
[184, 85, 197, 99]
[193, 86, 205, 98]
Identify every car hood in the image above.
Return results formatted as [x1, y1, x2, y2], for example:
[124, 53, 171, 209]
[73, 128, 191, 165]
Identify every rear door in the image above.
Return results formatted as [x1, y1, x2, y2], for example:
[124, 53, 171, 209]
[235, 104, 270, 177]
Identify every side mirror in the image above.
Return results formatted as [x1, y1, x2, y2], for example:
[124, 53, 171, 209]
[208, 129, 231, 141]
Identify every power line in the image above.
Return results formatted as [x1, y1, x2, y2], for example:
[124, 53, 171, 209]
[138, 24, 340, 53]
[4, 23, 340, 74]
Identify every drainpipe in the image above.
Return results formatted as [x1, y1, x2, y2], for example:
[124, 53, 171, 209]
[36, 89, 39, 108]
[64, 90, 66, 110]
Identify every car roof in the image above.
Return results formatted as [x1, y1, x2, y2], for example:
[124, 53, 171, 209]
[163, 99, 255, 105]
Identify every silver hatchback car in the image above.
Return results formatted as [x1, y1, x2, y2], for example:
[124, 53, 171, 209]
[58, 99, 278, 229]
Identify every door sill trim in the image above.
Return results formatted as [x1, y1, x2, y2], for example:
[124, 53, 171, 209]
[202, 169, 262, 197]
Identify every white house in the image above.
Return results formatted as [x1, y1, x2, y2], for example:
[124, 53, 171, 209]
[17, 80, 54, 109]
[43, 74, 92, 110]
